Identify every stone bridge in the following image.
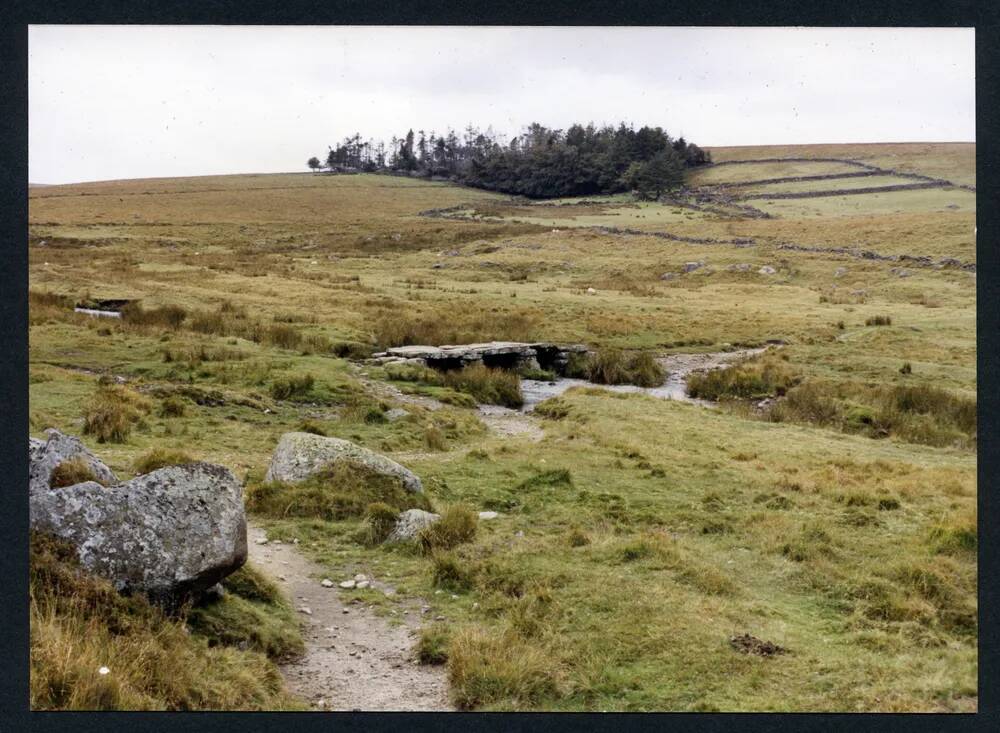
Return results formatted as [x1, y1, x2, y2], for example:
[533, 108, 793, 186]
[372, 341, 589, 374]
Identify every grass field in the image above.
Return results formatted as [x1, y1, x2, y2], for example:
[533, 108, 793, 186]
[28, 142, 977, 711]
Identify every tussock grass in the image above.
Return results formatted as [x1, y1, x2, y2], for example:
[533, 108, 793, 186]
[384, 362, 442, 383]
[120, 303, 188, 330]
[585, 349, 665, 387]
[359, 502, 399, 546]
[296, 418, 327, 436]
[269, 374, 315, 401]
[132, 448, 194, 475]
[29, 533, 300, 710]
[928, 512, 977, 556]
[157, 395, 188, 418]
[534, 397, 573, 420]
[865, 315, 893, 327]
[386, 361, 522, 408]
[420, 505, 478, 553]
[245, 461, 432, 521]
[331, 341, 373, 359]
[263, 324, 302, 350]
[447, 626, 562, 710]
[424, 424, 448, 451]
[82, 385, 152, 443]
[767, 381, 976, 448]
[687, 357, 800, 400]
[566, 528, 591, 547]
[48, 457, 104, 489]
[416, 623, 451, 665]
[431, 551, 477, 592]
[443, 364, 523, 408]
[187, 565, 305, 660]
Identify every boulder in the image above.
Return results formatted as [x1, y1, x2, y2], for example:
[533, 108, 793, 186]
[265, 432, 423, 493]
[833, 267, 848, 278]
[659, 272, 677, 281]
[386, 509, 440, 543]
[758, 265, 777, 275]
[29, 462, 247, 604]
[682, 261, 705, 273]
[29, 428, 119, 494]
[727, 263, 752, 273]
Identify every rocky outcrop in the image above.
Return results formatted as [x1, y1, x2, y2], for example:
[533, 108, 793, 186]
[29, 428, 118, 493]
[386, 509, 440, 543]
[265, 432, 423, 493]
[30, 462, 247, 604]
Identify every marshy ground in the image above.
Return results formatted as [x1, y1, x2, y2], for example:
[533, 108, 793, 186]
[28, 142, 976, 711]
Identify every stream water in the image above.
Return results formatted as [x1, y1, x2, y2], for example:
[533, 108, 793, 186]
[516, 346, 770, 412]
[73, 307, 122, 318]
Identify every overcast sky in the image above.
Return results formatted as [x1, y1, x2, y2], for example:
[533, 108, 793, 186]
[29, 25, 975, 184]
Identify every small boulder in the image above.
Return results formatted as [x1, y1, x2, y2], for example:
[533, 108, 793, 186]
[478, 511, 499, 520]
[833, 267, 848, 278]
[682, 261, 705, 273]
[321, 579, 334, 588]
[659, 272, 677, 281]
[30, 462, 247, 605]
[339, 579, 357, 589]
[30, 428, 118, 494]
[727, 263, 752, 273]
[386, 509, 441, 543]
[758, 265, 777, 275]
[264, 432, 422, 493]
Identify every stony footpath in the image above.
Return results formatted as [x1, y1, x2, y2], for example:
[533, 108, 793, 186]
[248, 524, 452, 711]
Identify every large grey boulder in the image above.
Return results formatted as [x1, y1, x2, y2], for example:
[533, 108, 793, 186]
[29, 428, 118, 493]
[265, 432, 423, 493]
[386, 509, 440, 544]
[30, 462, 247, 604]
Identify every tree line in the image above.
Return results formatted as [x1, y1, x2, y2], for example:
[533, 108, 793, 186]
[306, 122, 711, 199]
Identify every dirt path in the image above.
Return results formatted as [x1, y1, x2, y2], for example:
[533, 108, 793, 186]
[475, 404, 545, 441]
[247, 523, 452, 711]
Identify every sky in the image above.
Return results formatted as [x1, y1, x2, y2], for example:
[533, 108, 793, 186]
[28, 25, 975, 184]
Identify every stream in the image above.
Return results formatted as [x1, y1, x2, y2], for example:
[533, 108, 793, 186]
[519, 346, 770, 412]
[474, 347, 771, 437]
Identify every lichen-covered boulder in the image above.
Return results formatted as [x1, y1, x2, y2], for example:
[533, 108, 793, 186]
[29, 462, 247, 604]
[264, 432, 423, 493]
[386, 509, 440, 544]
[29, 428, 119, 494]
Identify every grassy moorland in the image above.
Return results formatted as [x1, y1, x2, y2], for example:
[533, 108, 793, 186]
[28, 143, 976, 711]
